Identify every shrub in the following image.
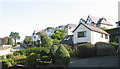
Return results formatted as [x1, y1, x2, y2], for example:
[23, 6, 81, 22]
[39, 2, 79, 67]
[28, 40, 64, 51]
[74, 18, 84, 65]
[95, 42, 116, 56]
[50, 45, 58, 57]
[55, 44, 70, 67]
[13, 51, 21, 56]
[110, 42, 119, 52]
[6, 54, 14, 59]
[13, 47, 50, 56]
[50, 45, 58, 63]
[2, 58, 15, 67]
[41, 56, 51, 62]
[13, 55, 27, 61]
[53, 39, 61, 45]
[25, 53, 39, 66]
[77, 43, 96, 58]
[41, 36, 53, 47]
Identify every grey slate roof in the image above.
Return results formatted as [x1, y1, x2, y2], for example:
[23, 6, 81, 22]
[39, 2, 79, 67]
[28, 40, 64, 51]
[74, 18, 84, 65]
[60, 35, 73, 44]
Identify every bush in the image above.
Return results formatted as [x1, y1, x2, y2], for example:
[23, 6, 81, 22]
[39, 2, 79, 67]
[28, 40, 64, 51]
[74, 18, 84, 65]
[50, 45, 58, 57]
[110, 42, 119, 52]
[13, 51, 21, 56]
[77, 43, 96, 58]
[13, 55, 27, 61]
[2, 58, 15, 67]
[13, 47, 50, 56]
[12, 55, 27, 65]
[25, 53, 39, 66]
[95, 42, 116, 56]
[41, 56, 51, 62]
[6, 54, 14, 59]
[50, 45, 58, 63]
[53, 39, 61, 45]
[41, 36, 53, 47]
[55, 44, 70, 67]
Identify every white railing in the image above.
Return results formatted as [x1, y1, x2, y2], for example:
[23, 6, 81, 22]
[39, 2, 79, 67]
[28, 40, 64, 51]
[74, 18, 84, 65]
[2, 45, 12, 48]
[0, 48, 11, 56]
[0, 45, 12, 56]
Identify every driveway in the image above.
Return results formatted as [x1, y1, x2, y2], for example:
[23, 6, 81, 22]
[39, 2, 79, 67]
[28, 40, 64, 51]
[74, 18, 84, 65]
[69, 55, 118, 67]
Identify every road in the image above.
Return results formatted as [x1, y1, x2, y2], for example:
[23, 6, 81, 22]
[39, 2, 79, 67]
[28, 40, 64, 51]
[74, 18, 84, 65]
[69, 55, 118, 67]
[9, 45, 25, 54]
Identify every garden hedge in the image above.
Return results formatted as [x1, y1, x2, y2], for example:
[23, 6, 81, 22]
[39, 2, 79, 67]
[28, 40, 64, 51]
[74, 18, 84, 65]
[95, 42, 116, 56]
[77, 43, 96, 58]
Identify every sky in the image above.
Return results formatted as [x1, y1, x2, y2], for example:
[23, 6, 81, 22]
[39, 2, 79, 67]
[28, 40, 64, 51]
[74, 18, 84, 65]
[0, 0, 119, 41]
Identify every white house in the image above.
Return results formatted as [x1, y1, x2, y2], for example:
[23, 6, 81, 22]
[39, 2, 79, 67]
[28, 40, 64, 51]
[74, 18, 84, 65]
[65, 24, 77, 35]
[73, 23, 109, 44]
[85, 15, 113, 29]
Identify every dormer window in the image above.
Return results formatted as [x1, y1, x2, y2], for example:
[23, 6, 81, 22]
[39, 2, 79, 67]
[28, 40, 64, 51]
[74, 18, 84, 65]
[87, 18, 92, 25]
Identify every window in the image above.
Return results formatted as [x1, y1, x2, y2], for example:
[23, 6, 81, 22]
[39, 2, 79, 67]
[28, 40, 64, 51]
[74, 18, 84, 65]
[87, 18, 92, 25]
[105, 34, 108, 39]
[118, 23, 120, 26]
[78, 31, 86, 38]
[101, 34, 103, 38]
[69, 27, 71, 29]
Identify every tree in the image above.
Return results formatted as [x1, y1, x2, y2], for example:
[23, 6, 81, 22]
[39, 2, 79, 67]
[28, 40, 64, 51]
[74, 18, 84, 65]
[23, 36, 33, 47]
[41, 36, 53, 47]
[50, 45, 58, 63]
[9, 32, 20, 46]
[51, 29, 66, 40]
[2, 37, 9, 45]
[37, 31, 47, 41]
[8, 37, 14, 45]
[55, 44, 70, 66]
[53, 39, 61, 45]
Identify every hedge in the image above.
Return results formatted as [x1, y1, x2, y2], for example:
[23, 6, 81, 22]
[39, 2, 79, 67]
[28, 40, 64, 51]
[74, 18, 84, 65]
[77, 43, 96, 58]
[95, 42, 116, 56]
[13, 47, 51, 56]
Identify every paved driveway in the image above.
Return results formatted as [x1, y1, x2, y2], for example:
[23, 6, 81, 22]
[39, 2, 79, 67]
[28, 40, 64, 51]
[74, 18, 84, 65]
[69, 55, 118, 67]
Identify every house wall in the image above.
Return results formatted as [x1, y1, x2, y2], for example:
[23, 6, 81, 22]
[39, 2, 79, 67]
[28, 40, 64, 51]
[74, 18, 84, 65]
[91, 31, 109, 44]
[73, 24, 109, 44]
[73, 24, 91, 44]
[65, 27, 76, 35]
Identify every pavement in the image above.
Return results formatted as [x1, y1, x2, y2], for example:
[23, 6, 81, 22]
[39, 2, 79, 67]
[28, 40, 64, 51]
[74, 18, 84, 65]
[69, 55, 118, 67]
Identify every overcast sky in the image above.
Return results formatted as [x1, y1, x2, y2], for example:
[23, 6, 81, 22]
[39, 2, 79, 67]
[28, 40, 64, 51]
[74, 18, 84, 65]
[0, 0, 119, 40]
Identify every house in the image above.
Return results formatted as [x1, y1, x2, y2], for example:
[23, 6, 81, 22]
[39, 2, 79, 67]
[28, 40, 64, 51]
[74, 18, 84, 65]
[55, 25, 66, 30]
[65, 24, 77, 35]
[45, 27, 55, 37]
[85, 15, 113, 29]
[31, 30, 46, 41]
[73, 23, 109, 44]
[60, 23, 110, 45]
[79, 18, 86, 24]
[0, 38, 2, 45]
[116, 21, 120, 27]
